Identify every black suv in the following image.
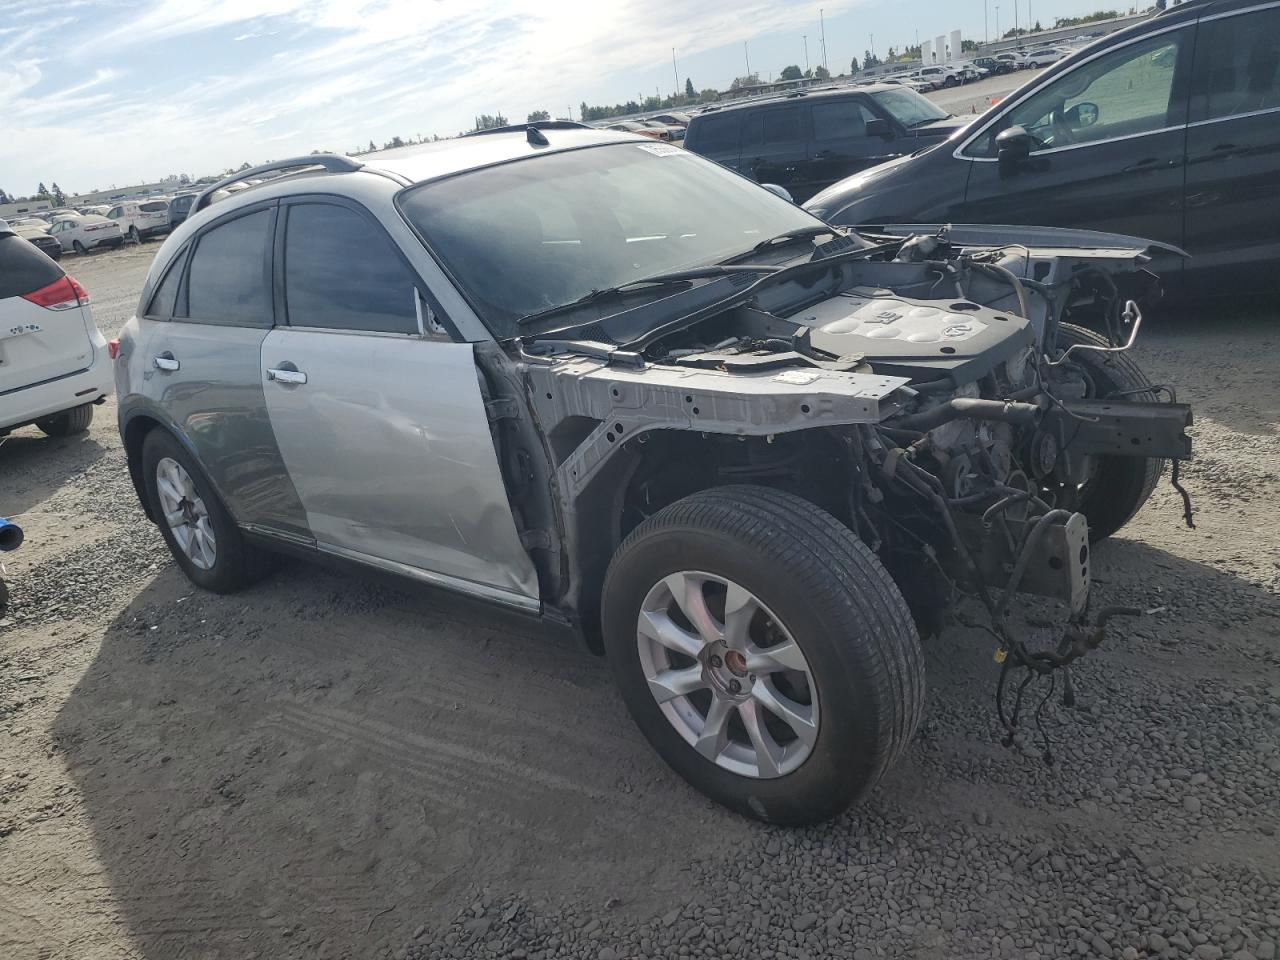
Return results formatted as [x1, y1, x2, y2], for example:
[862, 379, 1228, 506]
[683, 85, 968, 203]
[806, 0, 1280, 292]
[168, 193, 197, 229]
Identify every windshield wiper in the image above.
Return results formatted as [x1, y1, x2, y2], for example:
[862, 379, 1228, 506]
[515, 265, 779, 327]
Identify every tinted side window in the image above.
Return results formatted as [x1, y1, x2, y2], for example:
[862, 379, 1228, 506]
[690, 114, 740, 153]
[966, 29, 1189, 157]
[812, 99, 875, 140]
[1190, 9, 1280, 122]
[146, 249, 186, 317]
[140, 201, 168, 213]
[185, 208, 273, 326]
[747, 105, 802, 146]
[283, 203, 418, 334]
[0, 235, 63, 298]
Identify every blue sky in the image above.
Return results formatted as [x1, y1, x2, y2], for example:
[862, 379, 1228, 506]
[0, 0, 1127, 195]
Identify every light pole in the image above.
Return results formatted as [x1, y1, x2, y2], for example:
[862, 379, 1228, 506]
[744, 41, 751, 78]
[995, 6, 1000, 40]
[819, 8, 829, 74]
[984, 0, 989, 43]
[803, 34, 809, 73]
[672, 47, 679, 97]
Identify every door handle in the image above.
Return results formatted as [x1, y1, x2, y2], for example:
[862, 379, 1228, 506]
[267, 367, 307, 385]
[152, 354, 179, 372]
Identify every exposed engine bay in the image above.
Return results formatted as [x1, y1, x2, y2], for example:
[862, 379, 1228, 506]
[517, 226, 1194, 755]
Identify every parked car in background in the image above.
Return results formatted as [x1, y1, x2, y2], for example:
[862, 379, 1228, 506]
[606, 120, 671, 140]
[7, 217, 63, 260]
[683, 84, 968, 202]
[37, 208, 79, 222]
[995, 52, 1029, 70]
[107, 198, 171, 242]
[1023, 47, 1068, 68]
[639, 119, 683, 141]
[955, 63, 989, 82]
[647, 112, 692, 128]
[915, 65, 963, 88]
[973, 56, 1017, 76]
[78, 205, 111, 216]
[47, 214, 125, 254]
[0, 222, 110, 438]
[805, 0, 1280, 293]
[168, 192, 197, 229]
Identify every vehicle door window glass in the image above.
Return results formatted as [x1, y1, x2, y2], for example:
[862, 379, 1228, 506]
[146, 250, 185, 318]
[1190, 9, 1280, 122]
[812, 99, 875, 140]
[185, 208, 273, 326]
[757, 105, 801, 145]
[283, 203, 418, 334]
[108, 207, 120, 219]
[691, 114, 740, 153]
[966, 29, 1188, 156]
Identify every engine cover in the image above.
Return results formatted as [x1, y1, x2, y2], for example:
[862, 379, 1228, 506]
[800, 289, 1036, 382]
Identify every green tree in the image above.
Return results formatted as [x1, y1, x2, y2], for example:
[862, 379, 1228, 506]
[527, 109, 550, 122]
[814, 65, 830, 80]
[961, 39, 979, 52]
[864, 50, 882, 70]
[384, 135, 405, 149]
[698, 87, 719, 103]
[850, 55, 860, 73]
[684, 77, 695, 99]
[728, 73, 760, 91]
[473, 113, 509, 130]
[367, 139, 376, 152]
[237, 161, 252, 171]
[36, 181, 49, 198]
[780, 64, 803, 81]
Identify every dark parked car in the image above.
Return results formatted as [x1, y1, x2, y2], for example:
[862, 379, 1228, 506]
[5, 218, 63, 260]
[973, 56, 1017, 76]
[168, 193, 197, 229]
[683, 85, 969, 203]
[805, 0, 1280, 292]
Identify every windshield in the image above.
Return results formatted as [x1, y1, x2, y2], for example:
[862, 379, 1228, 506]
[868, 88, 949, 127]
[398, 142, 825, 337]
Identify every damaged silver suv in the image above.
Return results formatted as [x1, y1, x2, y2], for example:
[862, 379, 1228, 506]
[115, 125, 1193, 824]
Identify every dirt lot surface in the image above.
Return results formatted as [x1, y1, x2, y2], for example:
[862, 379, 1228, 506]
[1, 242, 1277, 960]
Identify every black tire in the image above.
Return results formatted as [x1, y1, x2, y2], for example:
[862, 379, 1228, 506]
[72, 240, 86, 255]
[1056, 322, 1165, 541]
[36, 403, 93, 437]
[141, 429, 278, 593]
[601, 485, 924, 825]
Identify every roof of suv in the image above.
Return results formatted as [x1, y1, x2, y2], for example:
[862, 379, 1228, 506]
[693, 84, 902, 119]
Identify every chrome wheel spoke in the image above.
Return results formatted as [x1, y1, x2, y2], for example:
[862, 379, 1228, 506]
[648, 665, 707, 704]
[156, 475, 183, 509]
[745, 639, 808, 674]
[162, 507, 186, 528]
[664, 572, 721, 645]
[693, 697, 733, 761]
[638, 609, 703, 659]
[752, 679, 818, 748]
[737, 699, 784, 778]
[721, 581, 757, 650]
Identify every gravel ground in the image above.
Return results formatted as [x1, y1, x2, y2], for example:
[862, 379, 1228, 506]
[0, 242, 1277, 960]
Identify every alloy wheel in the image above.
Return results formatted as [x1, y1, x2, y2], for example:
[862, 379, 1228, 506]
[636, 571, 819, 779]
[155, 457, 217, 570]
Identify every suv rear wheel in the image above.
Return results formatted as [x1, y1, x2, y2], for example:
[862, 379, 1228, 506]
[601, 485, 924, 825]
[36, 403, 93, 437]
[141, 429, 278, 592]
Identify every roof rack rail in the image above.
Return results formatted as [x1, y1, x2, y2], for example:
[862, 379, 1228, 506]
[193, 154, 363, 214]
[462, 120, 591, 138]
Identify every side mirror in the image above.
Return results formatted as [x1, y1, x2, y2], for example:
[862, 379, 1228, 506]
[996, 125, 1033, 172]
[865, 117, 893, 140]
[1064, 101, 1099, 129]
[760, 183, 795, 203]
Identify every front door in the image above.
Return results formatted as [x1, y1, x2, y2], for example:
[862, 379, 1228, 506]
[1182, 5, 1280, 290]
[261, 199, 538, 602]
[956, 26, 1194, 276]
[805, 97, 899, 193]
[739, 103, 812, 199]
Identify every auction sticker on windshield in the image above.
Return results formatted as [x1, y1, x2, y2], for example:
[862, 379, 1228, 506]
[636, 142, 683, 157]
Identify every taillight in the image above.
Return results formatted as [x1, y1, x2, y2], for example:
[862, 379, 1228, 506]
[67, 276, 90, 303]
[21, 276, 82, 311]
[107, 339, 121, 360]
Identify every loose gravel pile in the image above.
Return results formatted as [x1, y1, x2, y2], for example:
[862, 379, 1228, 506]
[0, 245, 1276, 960]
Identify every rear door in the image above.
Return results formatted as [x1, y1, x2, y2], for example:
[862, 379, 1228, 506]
[956, 25, 1194, 274]
[0, 235, 95, 395]
[260, 198, 538, 602]
[739, 102, 813, 199]
[139, 200, 169, 232]
[806, 96, 899, 191]
[684, 111, 745, 172]
[1182, 3, 1280, 289]
[135, 201, 310, 539]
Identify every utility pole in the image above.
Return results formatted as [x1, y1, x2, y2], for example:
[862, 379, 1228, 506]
[984, 0, 989, 43]
[803, 34, 809, 73]
[672, 47, 680, 97]
[870, 33, 875, 59]
[744, 41, 751, 78]
[1014, 0, 1019, 38]
[819, 8, 829, 73]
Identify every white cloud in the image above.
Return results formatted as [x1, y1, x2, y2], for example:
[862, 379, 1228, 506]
[1, 0, 865, 192]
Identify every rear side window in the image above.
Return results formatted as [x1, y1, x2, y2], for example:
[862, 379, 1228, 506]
[0, 234, 63, 299]
[146, 249, 186, 318]
[1190, 8, 1280, 122]
[745, 105, 802, 146]
[812, 99, 875, 140]
[140, 201, 168, 212]
[690, 114, 740, 154]
[185, 208, 273, 326]
[282, 203, 418, 334]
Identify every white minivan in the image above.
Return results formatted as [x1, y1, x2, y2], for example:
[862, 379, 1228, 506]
[0, 225, 112, 438]
[107, 199, 171, 242]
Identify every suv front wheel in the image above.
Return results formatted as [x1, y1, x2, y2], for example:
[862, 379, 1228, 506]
[601, 485, 924, 825]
